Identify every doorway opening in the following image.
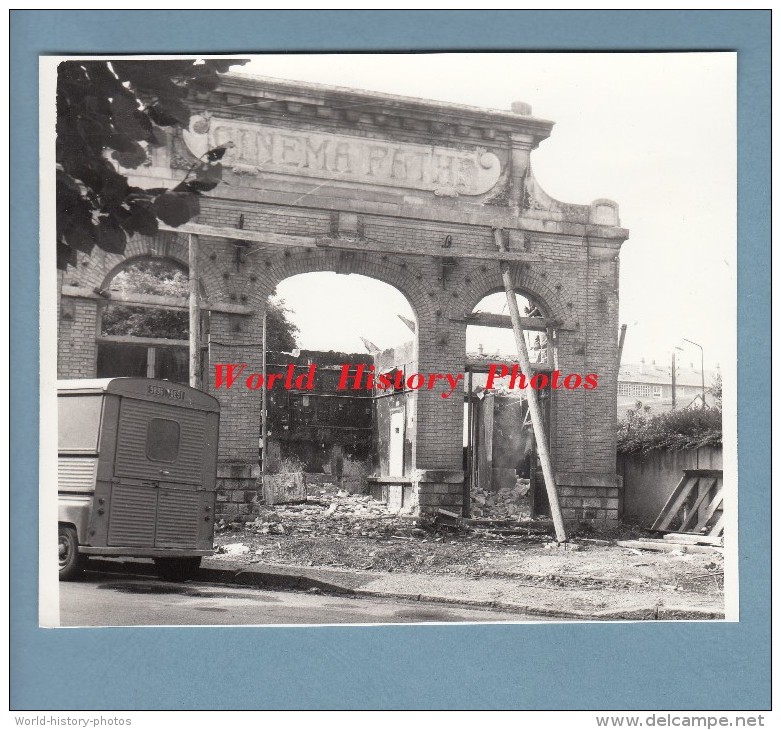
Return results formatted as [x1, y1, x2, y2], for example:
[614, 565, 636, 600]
[261, 271, 418, 507]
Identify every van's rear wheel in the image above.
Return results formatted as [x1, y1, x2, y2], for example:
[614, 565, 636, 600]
[154, 556, 202, 582]
[58, 525, 85, 581]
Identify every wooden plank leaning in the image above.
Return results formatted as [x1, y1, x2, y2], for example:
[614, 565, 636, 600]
[708, 514, 725, 537]
[650, 473, 692, 532]
[694, 492, 724, 534]
[678, 477, 718, 533]
[188, 233, 201, 390]
[493, 227, 567, 543]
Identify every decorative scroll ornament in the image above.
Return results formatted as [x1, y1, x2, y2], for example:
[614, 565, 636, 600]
[181, 113, 213, 160]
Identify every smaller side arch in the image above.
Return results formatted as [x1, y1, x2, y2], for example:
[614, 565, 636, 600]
[69, 231, 221, 304]
[461, 263, 570, 324]
[100, 253, 184, 288]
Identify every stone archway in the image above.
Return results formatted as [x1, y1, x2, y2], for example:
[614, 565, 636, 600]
[58, 72, 628, 523]
[259, 269, 421, 502]
[57, 232, 223, 380]
[96, 256, 192, 383]
[202, 244, 452, 501]
[463, 281, 560, 521]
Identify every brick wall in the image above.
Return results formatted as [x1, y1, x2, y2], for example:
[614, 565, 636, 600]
[214, 463, 262, 521]
[58, 299, 98, 378]
[57, 203, 623, 522]
[556, 474, 623, 523]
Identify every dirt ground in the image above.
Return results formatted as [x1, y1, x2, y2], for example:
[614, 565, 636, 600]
[213, 487, 724, 600]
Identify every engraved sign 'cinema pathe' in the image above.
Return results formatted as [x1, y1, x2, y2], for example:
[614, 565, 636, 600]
[183, 115, 503, 196]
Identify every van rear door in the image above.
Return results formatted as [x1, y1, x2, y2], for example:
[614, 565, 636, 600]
[109, 397, 214, 550]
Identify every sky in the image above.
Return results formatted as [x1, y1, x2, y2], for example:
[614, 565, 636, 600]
[237, 53, 736, 369]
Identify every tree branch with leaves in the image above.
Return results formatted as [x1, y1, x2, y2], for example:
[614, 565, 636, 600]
[56, 58, 246, 269]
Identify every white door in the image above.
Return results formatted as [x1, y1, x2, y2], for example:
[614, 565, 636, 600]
[388, 410, 405, 476]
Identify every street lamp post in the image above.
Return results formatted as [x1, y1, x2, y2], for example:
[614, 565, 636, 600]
[682, 338, 706, 407]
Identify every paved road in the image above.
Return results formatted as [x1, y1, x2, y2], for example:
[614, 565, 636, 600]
[59, 571, 533, 626]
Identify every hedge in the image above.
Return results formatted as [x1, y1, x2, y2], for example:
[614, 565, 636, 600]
[617, 405, 722, 454]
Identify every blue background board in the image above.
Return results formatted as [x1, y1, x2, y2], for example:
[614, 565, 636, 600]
[10, 10, 771, 710]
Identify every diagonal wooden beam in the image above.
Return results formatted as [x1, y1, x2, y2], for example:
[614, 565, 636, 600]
[694, 492, 724, 534]
[708, 514, 725, 537]
[679, 477, 717, 533]
[494, 226, 566, 542]
[188, 233, 202, 390]
[651, 473, 693, 531]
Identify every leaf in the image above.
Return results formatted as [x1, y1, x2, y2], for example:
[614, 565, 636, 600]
[111, 142, 148, 170]
[126, 185, 164, 198]
[110, 95, 151, 141]
[121, 201, 159, 236]
[173, 160, 223, 193]
[56, 184, 81, 221]
[205, 145, 231, 162]
[148, 126, 168, 148]
[153, 191, 200, 227]
[148, 97, 191, 127]
[83, 94, 110, 118]
[75, 115, 108, 144]
[105, 132, 142, 154]
[187, 71, 222, 94]
[174, 179, 220, 194]
[206, 59, 249, 74]
[95, 218, 128, 254]
[98, 169, 130, 209]
[146, 106, 179, 127]
[196, 161, 223, 182]
[63, 223, 96, 255]
[57, 241, 78, 270]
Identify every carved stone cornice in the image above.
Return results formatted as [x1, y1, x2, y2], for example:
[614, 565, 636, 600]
[188, 73, 554, 152]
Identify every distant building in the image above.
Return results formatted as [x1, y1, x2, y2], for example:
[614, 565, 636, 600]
[617, 359, 719, 416]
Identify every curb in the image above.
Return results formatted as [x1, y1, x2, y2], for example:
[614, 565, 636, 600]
[85, 558, 725, 622]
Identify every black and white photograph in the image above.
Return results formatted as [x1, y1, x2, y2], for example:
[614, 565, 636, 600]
[41, 52, 737, 628]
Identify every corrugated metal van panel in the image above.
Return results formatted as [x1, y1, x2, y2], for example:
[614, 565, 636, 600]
[58, 457, 98, 491]
[114, 399, 206, 484]
[108, 484, 157, 547]
[155, 490, 201, 548]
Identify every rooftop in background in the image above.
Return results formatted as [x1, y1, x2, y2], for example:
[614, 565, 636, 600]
[619, 360, 720, 388]
[617, 393, 708, 417]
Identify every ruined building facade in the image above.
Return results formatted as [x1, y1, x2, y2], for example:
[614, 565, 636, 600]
[57, 73, 628, 523]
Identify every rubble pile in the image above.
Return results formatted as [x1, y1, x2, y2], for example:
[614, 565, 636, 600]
[470, 479, 532, 520]
[216, 483, 418, 543]
[209, 485, 724, 606]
